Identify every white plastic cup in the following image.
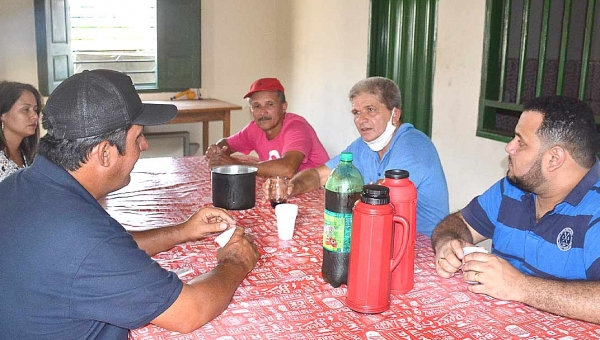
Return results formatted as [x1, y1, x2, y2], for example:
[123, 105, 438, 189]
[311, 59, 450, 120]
[275, 203, 298, 240]
[462, 246, 489, 284]
[462, 246, 489, 256]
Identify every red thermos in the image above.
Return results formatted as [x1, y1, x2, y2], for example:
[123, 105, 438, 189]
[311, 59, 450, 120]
[381, 169, 417, 293]
[346, 185, 409, 313]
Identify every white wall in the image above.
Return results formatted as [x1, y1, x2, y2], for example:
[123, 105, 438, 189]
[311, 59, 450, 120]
[0, 0, 40, 85]
[278, 0, 369, 155]
[0, 0, 509, 211]
[149, 0, 368, 158]
[432, 0, 508, 211]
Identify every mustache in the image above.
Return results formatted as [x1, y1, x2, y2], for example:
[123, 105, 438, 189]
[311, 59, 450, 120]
[258, 116, 272, 122]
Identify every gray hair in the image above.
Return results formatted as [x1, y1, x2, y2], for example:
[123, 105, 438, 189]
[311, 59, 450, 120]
[348, 77, 402, 111]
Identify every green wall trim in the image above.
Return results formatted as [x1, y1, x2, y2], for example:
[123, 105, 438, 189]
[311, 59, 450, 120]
[368, 0, 438, 137]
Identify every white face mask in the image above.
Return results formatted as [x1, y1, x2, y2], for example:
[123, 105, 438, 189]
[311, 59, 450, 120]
[364, 112, 396, 152]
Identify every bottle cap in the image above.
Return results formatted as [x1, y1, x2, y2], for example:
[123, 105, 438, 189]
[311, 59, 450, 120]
[384, 169, 409, 179]
[340, 152, 353, 162]
[361, 184, 390, 205]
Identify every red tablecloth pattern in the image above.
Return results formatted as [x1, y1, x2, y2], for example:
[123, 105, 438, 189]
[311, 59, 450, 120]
[100, 157, 600, 339]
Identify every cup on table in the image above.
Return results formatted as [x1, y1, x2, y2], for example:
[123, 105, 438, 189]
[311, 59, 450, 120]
[268, 176, 289, 208]
[275, 203, 298, 240]
[462, 246, 488, 257]
[462, 246, 488, 284]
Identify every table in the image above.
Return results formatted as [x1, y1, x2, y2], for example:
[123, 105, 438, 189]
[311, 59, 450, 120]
[102, 157, 600, 339]
[143, 99, 243, 154]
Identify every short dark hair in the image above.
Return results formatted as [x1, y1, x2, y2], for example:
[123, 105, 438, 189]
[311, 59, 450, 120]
[523, 95, 599, 168]
[0, 81, 42, 163]
[277, 91, 286, 104]
[348, 77, 402, 111]
[37, 126, 129, 171]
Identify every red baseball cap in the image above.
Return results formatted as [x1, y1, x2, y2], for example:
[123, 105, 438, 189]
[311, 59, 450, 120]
[243, 78, 285, 98]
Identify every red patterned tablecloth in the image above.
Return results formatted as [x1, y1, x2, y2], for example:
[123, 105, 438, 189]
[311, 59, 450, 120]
[101, 156, 600, 339]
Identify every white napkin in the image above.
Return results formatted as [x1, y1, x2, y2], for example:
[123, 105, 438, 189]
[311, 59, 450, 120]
[215, 227, 236, 247]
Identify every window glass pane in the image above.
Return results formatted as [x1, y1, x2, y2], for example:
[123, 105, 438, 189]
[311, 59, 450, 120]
[589, 1, 600, 116]
[69, 0, 157, 86]
[560, 0, 586, 98]
[504, 0, 524, 102]
[521, 0, 542, 102]
[546, 0, 564, 61]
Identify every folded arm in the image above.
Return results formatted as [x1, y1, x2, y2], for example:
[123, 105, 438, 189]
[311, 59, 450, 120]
[206, 139, 306, 178]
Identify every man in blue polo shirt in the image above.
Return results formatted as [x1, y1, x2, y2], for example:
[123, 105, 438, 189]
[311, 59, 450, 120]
[284, 77, 449, 237]
[0, 70, 260, 339]
[432, 96, 600, 324]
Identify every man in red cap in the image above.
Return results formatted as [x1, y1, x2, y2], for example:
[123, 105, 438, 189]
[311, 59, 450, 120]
[205, 78, 329, 178]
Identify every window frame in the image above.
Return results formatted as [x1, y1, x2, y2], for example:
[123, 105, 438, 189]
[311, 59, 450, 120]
[33, 0, 201, 96]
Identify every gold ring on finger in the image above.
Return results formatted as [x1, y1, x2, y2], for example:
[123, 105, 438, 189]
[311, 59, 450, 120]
[474, 271, 480, 283]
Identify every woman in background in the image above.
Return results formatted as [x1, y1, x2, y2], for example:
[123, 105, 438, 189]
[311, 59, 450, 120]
[0, 81, 42, 182]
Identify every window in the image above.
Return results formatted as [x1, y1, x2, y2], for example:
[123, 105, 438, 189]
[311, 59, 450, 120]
[34, 0, 201, 96]
[479, 0, 600, 142]
[70, 0, 158, 87]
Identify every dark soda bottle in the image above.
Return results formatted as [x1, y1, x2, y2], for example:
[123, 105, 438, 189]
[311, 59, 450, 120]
[322, 152, 364, 287]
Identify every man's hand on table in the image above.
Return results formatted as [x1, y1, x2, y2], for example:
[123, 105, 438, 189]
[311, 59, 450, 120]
[259, 166, 327, 204]
[435, 237, 528, 302]
[205, 145, 238, 169]
[461, 251, 528, 302]
[181, 207, 237, 241]
[434, 239, 470, 278]
[217, 227, 260, 274]
[130, 207, 236, 256]
[204, 144, 224, 159]
[259, 177, 295, 204]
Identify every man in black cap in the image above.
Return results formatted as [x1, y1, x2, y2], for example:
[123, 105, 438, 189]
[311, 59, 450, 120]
[0, 70, 260, 339]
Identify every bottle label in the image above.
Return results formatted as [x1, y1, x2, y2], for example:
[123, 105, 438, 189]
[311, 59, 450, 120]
[323, 209, 352, 252]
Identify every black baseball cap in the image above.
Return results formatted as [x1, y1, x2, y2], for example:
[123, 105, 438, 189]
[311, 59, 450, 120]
[43, 69, 178, 139]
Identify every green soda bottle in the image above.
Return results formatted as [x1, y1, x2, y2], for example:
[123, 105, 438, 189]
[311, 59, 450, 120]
[322, 151, 364, 287]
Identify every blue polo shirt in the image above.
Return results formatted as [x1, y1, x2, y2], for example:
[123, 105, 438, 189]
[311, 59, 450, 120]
[462, 161, 600, 279]
[0, 156, 183, 340]
[326, 123, 449, 237]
